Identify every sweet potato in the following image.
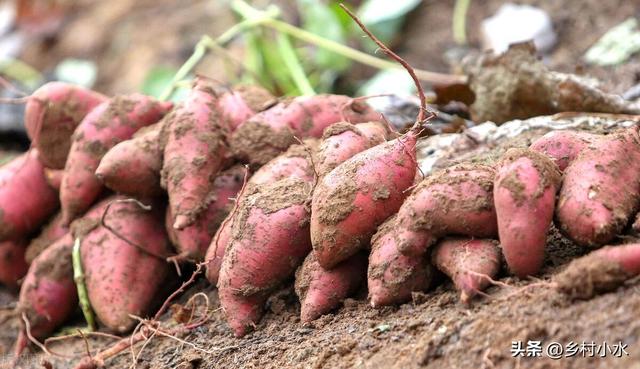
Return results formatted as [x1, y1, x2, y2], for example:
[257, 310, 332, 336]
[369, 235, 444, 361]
[310, 124, 423, 269]
[0, 239, 28, 289]
[230, 95, 380, 166]
[367, 215, 433, 307]
[494, 148, 561, 277]
[95, 124, 163, 198]
[556, 243, 640, 299]
[431, 237, 501, 304]
[316, 121, 389, 176]
[529, 130, 598, 171]
[167, 166, 243, 261]
[0, 150, 59, 240]
[205, 142, 316, 285]
[15, 234, 77, 357]
[295, 251, 367, 322]
[162, 79, 229, 230]
[556, 126, 640, 247]
[216, 85, 275, 132]
[24, 82, 107, 169]
[44, 168, 63, 191]
[60, 94, 172, 225]
[368, 164, 497, 306]
[25, 213, 68, 263]
[217, 178, 312, 336]
[77, 196, 171, 333]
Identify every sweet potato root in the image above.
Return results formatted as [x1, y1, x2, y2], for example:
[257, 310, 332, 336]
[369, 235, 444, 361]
[368, 164, 497, 306]
[15, 234, 77, 357]
[0, 150, 59, 240]
[77, 197, 171, 333]
[432, 237, 501, 304]
[556, 243, 640, 300]
[230, 95, 380, 166]
[96, 124, 163, 198]
[529, 130, 598, 171]
[25, 213, 68, 263]
[295, 251, 367, 322]
[25, 82, 107, 169]
[494, 148, 561, 277]
[60, 94, 172, 225]
[556, 126, 640, 246]
[0, 239, 28, 289]
[217, 178, 312, 336]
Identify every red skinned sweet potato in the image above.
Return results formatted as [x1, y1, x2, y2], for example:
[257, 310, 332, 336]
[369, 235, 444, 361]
[217, 178, 312, 337]
[24, 82, 107, 169]
[60, 94, 172, 225]
[556, 127, 640, 247]
[310, 123, 423, 269]
[0, 150, 59, 240]
[205, 142, 316, 285]
[96, 124, 163, 198]
[78, 196, 171, 333]
[162, 78, 229, 230]
[167, 165, 243, 261]
[216, 85, 275, 132]
[494, 148, 561, 277]
[368, 164, 497, 306]
[14, 234, 77, 357]
[25, 213, 68, 263]
[432, 237, 501, 304]
[230, 95, 381, 166]
[0, 239, 28, 289]
[295, 251, 367, 322]
[316, 121, 389, 176]
[529, 130, 598, 171]
[556, 243, 640, 299]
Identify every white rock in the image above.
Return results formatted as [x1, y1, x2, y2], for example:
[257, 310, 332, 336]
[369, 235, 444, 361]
[481, 3, 556, 54]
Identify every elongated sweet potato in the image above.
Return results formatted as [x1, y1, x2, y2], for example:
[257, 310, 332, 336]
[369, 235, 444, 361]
[25, 82, 107, 169]
[494, 148, 561, 277]
[218, 178, 312, 337]
[0, 150, 59, 240]
[205, 142, 316, 285]
[25, 213, 68, 263]
[368, 164, 497, 306]
[556, 243, 640, 299]
[556, 127, 640, 246]
[316, 121, 389, 176]
[432, 237, 501, 304]
[14, 234, 77, 357]
[310, 124, 423, 269]
[78, 196, 171, 333]
[0, 239, 28, 289]
[96, 124, 163, 198]
[529, 130, 598, 171]
[60, 94, 172, 225]
[216, 85, 275, 132]
[367, 215, 433, 307]
[230, 95, 380, 166]
[295, 251, 367, 322]
[167, 165, 243, 261]
[162, 79, 229, 230]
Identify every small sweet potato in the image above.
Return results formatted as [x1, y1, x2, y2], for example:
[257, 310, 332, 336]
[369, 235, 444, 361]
[230, 95, 380, 166]
[529, 130, 598, 171]
[0, 239, 28, 289]
[432, 237, 501, 304]
[295, 251, 367, 322]
[24, 82, 107, 169]
[494, 148, 561, 277]
[0, 150, 59, 240]
[556, 127, 640, 246]
[217, 178, 312, 337]
[25, 213, 68, 263]
[60, 94, 172, 225]
[96, 124, 163, 198]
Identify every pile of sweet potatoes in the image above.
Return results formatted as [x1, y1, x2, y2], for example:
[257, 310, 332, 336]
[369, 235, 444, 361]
[3, 75, 640, 362]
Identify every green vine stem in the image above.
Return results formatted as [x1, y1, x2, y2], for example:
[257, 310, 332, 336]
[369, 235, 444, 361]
[73, 237, 96, 332]
[275, 33, 316, 95]
[453, 0, 471, 45]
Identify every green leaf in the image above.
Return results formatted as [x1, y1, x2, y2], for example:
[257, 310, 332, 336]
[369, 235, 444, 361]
[55, 59, 97, 88]
[356, 0, 421, 50]
[297, 0, 350, 72]
[357, 68, 415, 97]
[141, 66, 178, 99]
[585, 18, 640, 66]
[0, 58, 42, 90]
